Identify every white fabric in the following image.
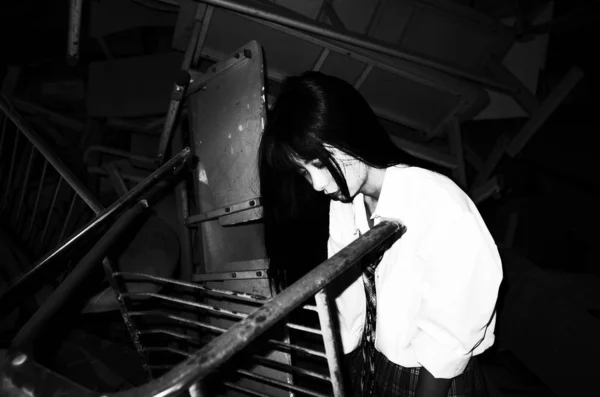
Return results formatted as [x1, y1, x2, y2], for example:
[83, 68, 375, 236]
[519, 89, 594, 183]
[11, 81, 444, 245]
[328, 166, 503, 379]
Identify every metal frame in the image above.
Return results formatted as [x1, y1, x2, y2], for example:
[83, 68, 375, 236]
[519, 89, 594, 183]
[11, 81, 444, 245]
[153, 0, 504, 172]
[175, 0, 583, 203]
[1, 220, 406, 397]
[469, 66, 584, 195]
[0, 147, 192, 318]
[15, 1, 579, 394]
[198, 0, 514, 92]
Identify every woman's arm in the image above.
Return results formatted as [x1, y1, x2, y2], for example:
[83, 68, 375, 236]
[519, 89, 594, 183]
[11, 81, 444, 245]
[411, 210, 502, 378]
[415, 367, 451, 397]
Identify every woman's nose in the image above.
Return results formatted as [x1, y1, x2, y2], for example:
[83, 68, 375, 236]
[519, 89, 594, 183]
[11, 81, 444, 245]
[310, 174, 327, 192]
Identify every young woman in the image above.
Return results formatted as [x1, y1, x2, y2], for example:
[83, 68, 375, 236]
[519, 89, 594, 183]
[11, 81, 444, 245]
[258, 71, 503, 397]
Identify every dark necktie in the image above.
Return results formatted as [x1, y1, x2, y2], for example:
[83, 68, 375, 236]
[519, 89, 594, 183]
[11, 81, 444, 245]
[360, 252, 384, 396]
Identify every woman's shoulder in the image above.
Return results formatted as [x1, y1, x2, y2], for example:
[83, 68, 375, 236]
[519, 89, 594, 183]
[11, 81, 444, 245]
[387, 166, 473, 215]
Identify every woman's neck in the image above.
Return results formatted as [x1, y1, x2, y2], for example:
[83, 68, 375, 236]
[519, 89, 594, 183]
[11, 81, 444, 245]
[361, 166, 386, 214]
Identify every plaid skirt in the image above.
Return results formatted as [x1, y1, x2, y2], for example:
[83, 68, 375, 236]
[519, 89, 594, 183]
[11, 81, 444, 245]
[342, 346, 487, 397]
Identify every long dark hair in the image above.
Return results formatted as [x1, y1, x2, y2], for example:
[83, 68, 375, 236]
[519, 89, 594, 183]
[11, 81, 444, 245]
[259, 71, 426, 287]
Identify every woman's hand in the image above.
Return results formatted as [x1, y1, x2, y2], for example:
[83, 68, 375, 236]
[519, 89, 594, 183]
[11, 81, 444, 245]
[415, 367, 452, 397]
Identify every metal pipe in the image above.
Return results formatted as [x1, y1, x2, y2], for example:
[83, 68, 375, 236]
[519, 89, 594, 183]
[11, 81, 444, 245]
[15, 144, 36, 224]
[184, 4, 209, 70]
[131, 310, 226, 334]
[102, 258, 153, 380]
[0, 147, 191, 319]
[175, 180, 194, 283]
[156, 71, 191, 164]
[237, 369, 329, 397]
[0, 96, 102, 215]
[130, 310, 327, 359]
[192, 5, 214, 67]
[125, 292, 249, 319]
[12, 200, 149, 349]
[224, 382, 271, 397]
[1, 128, 20, 210]
[140, 329, 201, 344]
[117, 271, 269, 302]
[109, 220, 405, 397]
[315, 289, 346, 397]
[142, 333, 331, 382]
[26, 159, 49, 236]
[126, 291, 321, 336]
[104, 162, 129, 196]
[57, 192, 79, 248]
[39, 177, 63, 248]
[285, 322, 321, 335]
[143, 350, 329, 397]
[67, 0, 83, 65]
[0, 113, 7, 162]
[197, 0, 515, 92]
[251, 355, 330, 382]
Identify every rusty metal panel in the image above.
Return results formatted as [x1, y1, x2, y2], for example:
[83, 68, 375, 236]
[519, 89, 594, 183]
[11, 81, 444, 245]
[188, 40, 293, 395]
[187, 39, 294, 396]
[188, 40, 267, 272]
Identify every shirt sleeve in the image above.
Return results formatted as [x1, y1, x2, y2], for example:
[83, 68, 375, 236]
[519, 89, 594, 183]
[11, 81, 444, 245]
[411, 210, 502, 379]
[327, 200, 350, 258]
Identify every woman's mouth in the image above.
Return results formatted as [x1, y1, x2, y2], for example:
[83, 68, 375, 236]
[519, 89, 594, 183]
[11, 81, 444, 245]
[327, 191, 342, 200]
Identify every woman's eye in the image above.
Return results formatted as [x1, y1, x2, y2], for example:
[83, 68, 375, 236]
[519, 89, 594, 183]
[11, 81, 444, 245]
[312, 161, 325, 169]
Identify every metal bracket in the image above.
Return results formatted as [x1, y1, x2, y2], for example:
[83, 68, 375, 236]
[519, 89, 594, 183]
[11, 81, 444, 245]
[185, 197, 262, 226]
[186, 49, 253, 97]
[193, 269, 269, 282]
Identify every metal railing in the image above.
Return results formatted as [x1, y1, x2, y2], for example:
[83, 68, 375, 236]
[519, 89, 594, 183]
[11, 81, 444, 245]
[0, 95, 102, 262]
[1, 219, 406, 396]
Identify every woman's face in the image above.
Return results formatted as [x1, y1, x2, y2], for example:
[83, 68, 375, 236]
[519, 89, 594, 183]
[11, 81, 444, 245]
[295, 147, 367, 202]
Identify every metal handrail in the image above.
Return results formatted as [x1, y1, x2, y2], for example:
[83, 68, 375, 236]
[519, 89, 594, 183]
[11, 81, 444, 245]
[110, 220, 405, 397]
[0, 147, 192, 319]
[1, 220, 405, 396]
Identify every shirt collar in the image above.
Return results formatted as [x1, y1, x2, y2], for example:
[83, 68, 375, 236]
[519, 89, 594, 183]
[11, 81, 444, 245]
[356, 165, 409, 225]
[352, 166, 401, 233]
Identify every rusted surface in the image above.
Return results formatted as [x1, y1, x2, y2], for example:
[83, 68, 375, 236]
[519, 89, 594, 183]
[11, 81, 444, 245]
[156, 71, 191, 164]
[109, 220, 405, 397]
[315, 289, 346, 397]
[116, 271, 269, 302]
[67, 0, 83, 65]
[102, 259, 152, 380]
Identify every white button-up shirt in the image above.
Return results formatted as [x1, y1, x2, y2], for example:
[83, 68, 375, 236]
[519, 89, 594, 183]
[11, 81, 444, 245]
[328, 166, 503, 379]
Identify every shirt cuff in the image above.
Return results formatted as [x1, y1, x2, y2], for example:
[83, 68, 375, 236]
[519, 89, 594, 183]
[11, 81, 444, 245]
[412, 330, 471, 379]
